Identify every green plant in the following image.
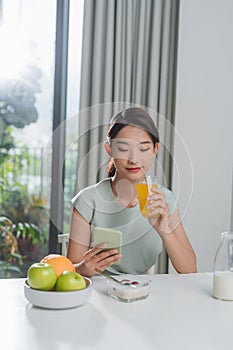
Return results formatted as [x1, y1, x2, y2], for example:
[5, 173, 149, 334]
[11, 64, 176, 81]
[0, 215, 46, 278]
[0, 180, 31, 223]
[0, 216, 23, 278]
[0, 42, 48, 278]
[0, 172, 48, 239]
[0, 61, 42, 148]
[0, 162, 48, 263]
[0, 62, 43, 184]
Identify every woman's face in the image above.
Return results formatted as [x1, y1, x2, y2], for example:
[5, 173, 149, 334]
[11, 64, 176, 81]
[106, 125, 158, 181]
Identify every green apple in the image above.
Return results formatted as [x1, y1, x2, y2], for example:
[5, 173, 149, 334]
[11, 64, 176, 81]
[56, 271, 86, 291]
[27, 262, 57, 291]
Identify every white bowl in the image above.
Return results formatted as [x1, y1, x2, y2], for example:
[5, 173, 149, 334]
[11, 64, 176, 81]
[24, 277, 92, 309]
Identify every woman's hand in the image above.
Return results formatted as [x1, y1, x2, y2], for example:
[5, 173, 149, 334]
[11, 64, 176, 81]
[146, 188, 171, 236]
[82, 244, 122, 273]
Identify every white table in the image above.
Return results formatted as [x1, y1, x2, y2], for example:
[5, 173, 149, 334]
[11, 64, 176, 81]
[0, 273, 232, 350]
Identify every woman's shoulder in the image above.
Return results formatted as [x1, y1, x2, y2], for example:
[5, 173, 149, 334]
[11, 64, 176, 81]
[80, 178, 110, 195]
[72, 178, 111, 203]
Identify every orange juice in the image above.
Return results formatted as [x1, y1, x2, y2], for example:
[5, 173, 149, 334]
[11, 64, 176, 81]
[136, 182, 158, 217]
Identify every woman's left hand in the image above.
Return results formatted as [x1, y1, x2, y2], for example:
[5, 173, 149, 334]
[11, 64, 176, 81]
[146, 188, 171, 236]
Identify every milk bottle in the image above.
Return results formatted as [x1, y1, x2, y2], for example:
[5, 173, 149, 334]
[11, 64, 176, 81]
[213, 232, 233, 300]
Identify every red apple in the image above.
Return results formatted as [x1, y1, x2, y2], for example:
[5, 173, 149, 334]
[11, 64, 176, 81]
[56, 271, 86, 291]
[27, 262, 57, 291]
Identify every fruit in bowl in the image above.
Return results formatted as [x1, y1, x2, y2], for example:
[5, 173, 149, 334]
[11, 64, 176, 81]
[40, 254, 75, 277]
[25, 255, 92, 308]
[27, 262, 57, 291]
[56, 271, 86, 291]
[27, 254, 75, 291]
[24, 276, 92, 309]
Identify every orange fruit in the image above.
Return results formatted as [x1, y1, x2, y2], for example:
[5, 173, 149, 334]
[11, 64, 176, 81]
[40, 254, 75, 277]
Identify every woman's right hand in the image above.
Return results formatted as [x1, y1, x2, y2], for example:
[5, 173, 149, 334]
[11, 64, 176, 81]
[82, 244, 122, 272]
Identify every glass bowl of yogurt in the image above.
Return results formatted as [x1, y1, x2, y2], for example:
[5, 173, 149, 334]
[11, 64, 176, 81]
[106, 276, 151, 302]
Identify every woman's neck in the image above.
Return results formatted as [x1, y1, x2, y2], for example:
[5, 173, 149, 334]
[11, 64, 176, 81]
[110, 176, 139, 208]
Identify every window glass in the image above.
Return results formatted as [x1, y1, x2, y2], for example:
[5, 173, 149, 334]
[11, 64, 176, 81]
[0, 0, 84, 278]
[0, 0, 56, 277]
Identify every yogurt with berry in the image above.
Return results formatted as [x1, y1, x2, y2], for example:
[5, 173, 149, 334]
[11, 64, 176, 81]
[106, 277, 150, 302]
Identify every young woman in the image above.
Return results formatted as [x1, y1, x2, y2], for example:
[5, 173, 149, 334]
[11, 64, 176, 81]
[67, 107, 196, 276]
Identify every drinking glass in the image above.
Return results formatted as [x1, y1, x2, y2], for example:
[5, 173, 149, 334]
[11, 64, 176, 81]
[136, 176, 158, 218]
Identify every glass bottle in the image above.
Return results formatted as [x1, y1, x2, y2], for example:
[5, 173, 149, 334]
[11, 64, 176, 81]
[213, 232, 233, 300]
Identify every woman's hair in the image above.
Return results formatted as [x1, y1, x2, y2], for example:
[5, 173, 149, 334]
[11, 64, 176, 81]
[106, 107, 160, 177]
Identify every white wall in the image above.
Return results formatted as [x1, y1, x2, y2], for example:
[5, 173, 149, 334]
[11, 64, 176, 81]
[172, 0, 233, 272]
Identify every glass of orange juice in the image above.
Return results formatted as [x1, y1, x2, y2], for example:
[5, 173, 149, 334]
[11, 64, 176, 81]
[136, 176, 158, 217]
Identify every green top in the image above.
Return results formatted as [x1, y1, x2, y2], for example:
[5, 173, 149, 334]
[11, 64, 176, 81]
[72, 178, 178, 274]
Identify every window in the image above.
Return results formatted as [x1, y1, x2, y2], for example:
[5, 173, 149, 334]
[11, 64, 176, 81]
[0, 0, 84, 278]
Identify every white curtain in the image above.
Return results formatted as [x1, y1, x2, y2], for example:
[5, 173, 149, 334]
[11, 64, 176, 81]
[77, 0, 180, 191]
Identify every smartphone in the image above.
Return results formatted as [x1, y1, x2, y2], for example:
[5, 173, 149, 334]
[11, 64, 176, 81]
[93, 227, 122, 262]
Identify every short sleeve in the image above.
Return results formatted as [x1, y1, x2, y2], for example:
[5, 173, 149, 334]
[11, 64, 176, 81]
[71, 188, 95, 224]
[163, 188, 179, 214]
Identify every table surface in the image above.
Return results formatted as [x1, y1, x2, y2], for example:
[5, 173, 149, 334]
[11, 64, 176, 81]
[0, 272, 233, 350]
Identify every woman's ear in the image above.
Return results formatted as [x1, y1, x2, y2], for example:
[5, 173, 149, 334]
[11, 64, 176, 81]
[153, 143, 159, 157]
[104, 141, 112, 156]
